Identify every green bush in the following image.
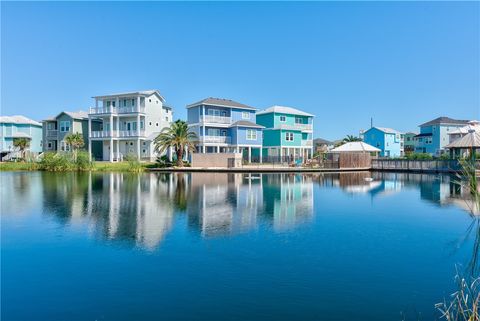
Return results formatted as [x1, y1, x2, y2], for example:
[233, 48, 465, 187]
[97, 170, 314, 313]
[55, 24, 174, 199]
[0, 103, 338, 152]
[39, 152, 72, 171]
[75, 151, 93, 171]
[124, 153, 143, 172]
[156, 155, 173, 168]
[406, 153, 434, 160]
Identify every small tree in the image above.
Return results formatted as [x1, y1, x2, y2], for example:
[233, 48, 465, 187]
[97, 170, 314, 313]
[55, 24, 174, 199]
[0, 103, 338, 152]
[154, 120, 197, 167]
[343, 135, 362, 143]
[13, 138, 30, 161]
[65, 132, 85, 162]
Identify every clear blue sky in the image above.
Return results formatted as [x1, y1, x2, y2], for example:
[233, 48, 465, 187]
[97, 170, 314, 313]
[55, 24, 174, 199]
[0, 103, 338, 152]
[2, 1, 479, 140]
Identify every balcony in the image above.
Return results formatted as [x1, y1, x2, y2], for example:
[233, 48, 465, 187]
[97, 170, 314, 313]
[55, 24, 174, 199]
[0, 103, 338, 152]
[89, 106, 146, 115]
[278, 123, 313, 131]
[202, 136, 232, 144]
[46, 130, 58, 138]
[301, 140, 313, 147]
[90, 130, 146, 138]
[202, 115, 232, 124]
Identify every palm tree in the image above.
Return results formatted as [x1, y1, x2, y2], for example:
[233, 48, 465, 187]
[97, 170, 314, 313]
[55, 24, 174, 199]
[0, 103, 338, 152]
[154, 120, 197, 167]
[13, 138, 30, 160]
[64, 132, 84, 162]
[343, 135, 362, 143]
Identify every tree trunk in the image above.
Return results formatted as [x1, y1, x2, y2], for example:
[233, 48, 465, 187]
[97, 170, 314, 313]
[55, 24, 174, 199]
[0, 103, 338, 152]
[176, 146, 184, 167]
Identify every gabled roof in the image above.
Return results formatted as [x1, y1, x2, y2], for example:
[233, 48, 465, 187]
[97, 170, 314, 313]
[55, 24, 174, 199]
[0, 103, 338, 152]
[0, 115, 42, 127]
[92, 90, 166, 102]
[330, 141, 381, 153]
[365, 126, 402, 135]
[45, 110, 89, 121]
[447, 120, 480, 135]
[229, 120, 265, 129]
[186, 97, 256, 110]
[419, 117, 469, 127]
[256, 105, 314, 117]
[445, 131, 480, 148]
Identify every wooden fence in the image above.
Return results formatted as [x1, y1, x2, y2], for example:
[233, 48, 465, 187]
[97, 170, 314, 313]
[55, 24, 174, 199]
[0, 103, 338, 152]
[371, 159, 480, 173]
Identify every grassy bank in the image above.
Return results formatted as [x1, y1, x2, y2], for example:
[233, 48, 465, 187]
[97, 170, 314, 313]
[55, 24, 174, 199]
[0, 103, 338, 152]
[0, 161, 156, 172]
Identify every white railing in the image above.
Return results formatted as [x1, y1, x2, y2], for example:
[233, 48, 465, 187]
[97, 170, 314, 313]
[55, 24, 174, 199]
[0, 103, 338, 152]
[89, 106, 146, 114]
[302, 140, 313, 146]
[46, 130, 58, 137]
[91, 131, 115, 138]
[203, 115, 231, 124]
[279, 123, 313, 131]
[203, 136, 231, 144]
[118, 130, 145, 137]
[91, 130, 146, 138]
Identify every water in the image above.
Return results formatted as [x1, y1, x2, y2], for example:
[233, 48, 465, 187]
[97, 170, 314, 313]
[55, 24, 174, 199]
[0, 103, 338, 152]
[1, 171, 478, 321]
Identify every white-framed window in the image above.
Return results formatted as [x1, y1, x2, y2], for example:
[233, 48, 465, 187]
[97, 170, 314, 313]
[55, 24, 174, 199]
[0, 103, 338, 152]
[207, 109, 220, 116]
[285, 132, 294, 141]
[60, 140, 70, 151]
[60, 121, 70, 132]
[156, 122, 159, 127]
[140, 121, 144, 130]
[295, 117, 303, 124]
[132, 99, 135, 106]
[242, 112, 250, 119]
[208, 128, 220, 136]
[246, 129, 257, 140]
[48, 142, 52, 149]
[280, 116, 286, 122]
[221, 130, 227, 136]
[47, 123, 55, 130]
[106, 101, 111, 107]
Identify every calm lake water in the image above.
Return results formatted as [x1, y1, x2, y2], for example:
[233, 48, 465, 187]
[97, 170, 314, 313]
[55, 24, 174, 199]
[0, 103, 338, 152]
[1, 171, 479, 321]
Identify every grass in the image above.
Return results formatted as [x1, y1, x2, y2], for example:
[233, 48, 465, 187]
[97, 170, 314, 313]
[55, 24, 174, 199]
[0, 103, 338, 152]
[0, 161, 156, 172]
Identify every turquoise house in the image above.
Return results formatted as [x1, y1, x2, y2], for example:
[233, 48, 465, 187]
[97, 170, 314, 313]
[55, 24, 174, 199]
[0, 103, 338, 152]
[414, 117, 469, 155]
[256, 106, 314, 160]
[362, 127, 404, 158]
[0, 115, 43, 159]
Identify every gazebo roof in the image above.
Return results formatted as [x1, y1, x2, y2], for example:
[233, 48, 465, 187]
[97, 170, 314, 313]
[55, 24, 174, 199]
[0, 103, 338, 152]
[445, 131, 480, 149]
[330, 141, 381, 153]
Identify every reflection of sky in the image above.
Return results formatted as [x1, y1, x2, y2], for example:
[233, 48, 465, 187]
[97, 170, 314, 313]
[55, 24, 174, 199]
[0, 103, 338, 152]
[1, 171, 478, 321]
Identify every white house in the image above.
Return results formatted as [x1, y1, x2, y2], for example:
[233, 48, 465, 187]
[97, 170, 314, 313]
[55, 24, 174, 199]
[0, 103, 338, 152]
[88, 90, 172, 162]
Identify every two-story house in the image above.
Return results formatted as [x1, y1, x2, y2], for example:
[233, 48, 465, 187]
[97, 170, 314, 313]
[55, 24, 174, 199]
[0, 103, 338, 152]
[403, 132, 417, 155]
[0, 115, 43, 160]
[414, 117, 469, 155]
[186, 98, 264, 162]
[88, 90, 172, 162]
[42, 111, 102, 157]
[256, 106, 314, 161]
[447, 120, 480, 144]
[362, 127, 404, 158]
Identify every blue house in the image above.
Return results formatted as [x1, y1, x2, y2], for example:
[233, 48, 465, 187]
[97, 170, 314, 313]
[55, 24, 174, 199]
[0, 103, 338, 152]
[414, 117, 469, 155]
[0, 115, 43, 159]
[362, 127, 404, 158]
[187, 98, 264, 162]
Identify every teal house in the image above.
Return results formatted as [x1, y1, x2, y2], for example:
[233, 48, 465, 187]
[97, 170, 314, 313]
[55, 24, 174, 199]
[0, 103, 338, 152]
[362, 127, 404, 158]
[0, 115, 43, 160]
[414, 117, 469, 155]
[256, 106, 314, 160]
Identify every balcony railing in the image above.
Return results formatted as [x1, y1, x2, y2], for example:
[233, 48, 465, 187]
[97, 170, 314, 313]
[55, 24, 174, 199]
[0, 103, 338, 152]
[46, 130, 58, 138]
[278, 123, 313, 131]
[301, 140, 313, 147]
[90, 130, 146, 138]
[202, 136, 232, 144]
[203, 115, 231, 124]
[89, 106, 146, 115]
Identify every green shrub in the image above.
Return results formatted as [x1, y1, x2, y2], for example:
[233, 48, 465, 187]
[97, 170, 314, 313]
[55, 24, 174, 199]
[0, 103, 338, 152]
[124, 153, 143, 172]
[39, 152, 72, 171]
[75, 151, 93, 171]
[156, 155, 173, 168]
[406, 153, 434, 160]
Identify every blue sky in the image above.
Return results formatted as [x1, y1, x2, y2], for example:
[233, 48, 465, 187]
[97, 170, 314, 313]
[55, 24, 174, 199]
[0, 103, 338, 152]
[1, 1, 479, 140]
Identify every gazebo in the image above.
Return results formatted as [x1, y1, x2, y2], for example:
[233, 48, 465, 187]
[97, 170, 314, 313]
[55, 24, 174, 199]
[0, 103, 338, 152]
[330, 141, 381, 156]
[445, 130, 480, 160]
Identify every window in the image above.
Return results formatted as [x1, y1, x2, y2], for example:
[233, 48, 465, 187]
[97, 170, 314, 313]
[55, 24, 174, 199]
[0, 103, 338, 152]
[112, 100, 116, 107]
[140, 121, 144, 130]
[149, 99, 152, 103]
[40, 140, 43, 147]
[60, 121, 70, 132]
[207, 109, 220, 116]
[48, 142, 52, 149]
[295, 117, 303, 124]
[285, 132, 294, 141]
[246, 129, 257, 140]
[280, 116, 286, 122]
[221, 130, 227, 136]
[208, 128, 220, 136]
[156, 122, 159, 127]
[242, 112, 250, 120]
[123, 99, 127, 107]
[143, 142, 146, 146]
[106, 101, 111, 107]
[149, 122, 152, 126]
[132, 99, 135, 106]
[47, 123, 55, 130]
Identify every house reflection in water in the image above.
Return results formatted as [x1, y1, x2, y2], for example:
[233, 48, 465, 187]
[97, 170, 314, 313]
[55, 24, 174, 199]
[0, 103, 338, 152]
[185, 173, 314, 236]
[262, 174, 314, 230]
[41, 172, 175, 251]
[186, 173, 263, 237]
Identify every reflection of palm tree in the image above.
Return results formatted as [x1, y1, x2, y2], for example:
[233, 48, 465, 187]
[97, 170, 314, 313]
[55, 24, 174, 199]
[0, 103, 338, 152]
[173, 174, 188, 211]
